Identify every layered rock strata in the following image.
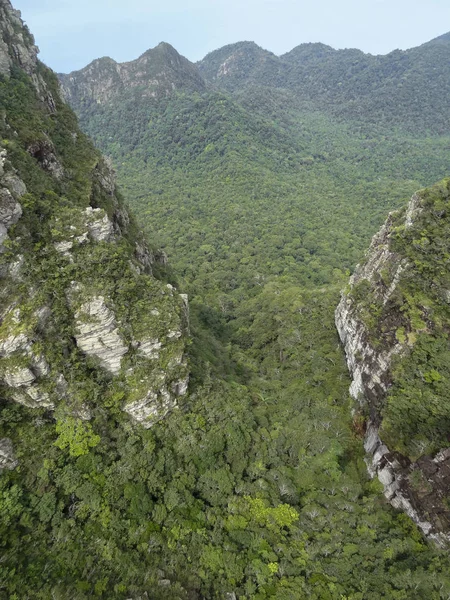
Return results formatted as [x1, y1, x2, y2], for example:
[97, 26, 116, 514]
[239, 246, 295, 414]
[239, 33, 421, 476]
[0, 0, 189, 434]
[336, 185, 450, 545]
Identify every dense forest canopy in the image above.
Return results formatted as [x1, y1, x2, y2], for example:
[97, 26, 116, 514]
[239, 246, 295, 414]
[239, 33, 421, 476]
[0, 2, 450, 597]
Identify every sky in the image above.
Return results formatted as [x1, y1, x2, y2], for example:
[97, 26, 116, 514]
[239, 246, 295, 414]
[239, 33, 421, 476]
[12, 0, 450, 74]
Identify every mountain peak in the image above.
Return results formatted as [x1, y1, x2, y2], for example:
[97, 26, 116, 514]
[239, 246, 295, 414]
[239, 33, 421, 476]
[139, 41, 179, 59]
[198, 41, 279, 89]
[59, 42, 204, 106]
[281, 42, 335, 63]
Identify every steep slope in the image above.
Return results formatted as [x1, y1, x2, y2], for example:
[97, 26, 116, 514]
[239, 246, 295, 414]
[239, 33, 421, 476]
[336, 179, 450, 544]
[58, 42, 450, 299]
[59, 42, 205, 108]
[197, 41, 282, 91]
[0, 5, 189, 432]
[3, 2, 450, 597]
[199, 35, 450, 133]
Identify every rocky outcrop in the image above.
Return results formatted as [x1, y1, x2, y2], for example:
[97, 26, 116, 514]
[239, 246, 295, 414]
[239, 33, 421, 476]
[27, 140, 64, 179]
[0, 437, 18, 470]
[0, 2, 189, 431]
[0, 0, 55, 109]
[59, 42, 205, 107]
[84, 207, 114, 242]
[0, 0, 38, 77]
[74, 296, 128, 374]
[336, 186, 450, 545]
[0, 149, 25, 253]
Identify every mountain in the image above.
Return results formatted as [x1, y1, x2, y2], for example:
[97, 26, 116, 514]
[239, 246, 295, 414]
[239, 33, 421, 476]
[59, 41, 205, 107]
[62, 33, 450, 135]
[337, 180, 450, 545]
[197, 41, 282, 91]
[58, 36, 450, 298]
[2, 2, 450, 597]
[198, 36, 450, 133]
[0, 3, 189, 430]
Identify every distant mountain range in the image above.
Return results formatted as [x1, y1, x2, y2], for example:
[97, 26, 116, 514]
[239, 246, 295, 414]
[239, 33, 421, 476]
[60, 32, 450, 133]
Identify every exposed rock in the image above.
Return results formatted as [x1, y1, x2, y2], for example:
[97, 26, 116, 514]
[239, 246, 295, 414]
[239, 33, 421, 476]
[336, 188, 450, 544]
[167, 329, 182, 340]
[84, 207, 114, 242]
[54, 240, 73, 255]
[0, 0, 190, 438]
[0, 0, 52, 105]
[70, 403, 92, 421]
[0, 34, 10, 75]
[172, 375, 189, 397]
[74, 296, 128, 374]
[134, 241, 154, 274]
[3, 172, 27, 198]
[405, 192, 423, 228]
[8, 254, 24, 279]
[137, 338, 162, 359]
[59, 42, 205, 107]
[0, 438, 18, 470]
[124, 386, 177, 429]
[94, 158, 116, 196]
[0, 187, 22, 227]
[4, 365, 36, 387]
[0, 159, 24, 251]
[0, 332, 29, 356]
[336, 294, 403, 405]
[13, 385, 53, 409]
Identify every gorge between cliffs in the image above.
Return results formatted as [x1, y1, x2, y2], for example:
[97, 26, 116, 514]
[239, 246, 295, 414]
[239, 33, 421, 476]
[1, 0, 450, 597]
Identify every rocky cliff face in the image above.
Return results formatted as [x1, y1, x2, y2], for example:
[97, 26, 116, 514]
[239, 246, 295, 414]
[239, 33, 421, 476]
[0, 0, 189, 440]
[336, 181, 450, 546]
[59, 42, 205, 108]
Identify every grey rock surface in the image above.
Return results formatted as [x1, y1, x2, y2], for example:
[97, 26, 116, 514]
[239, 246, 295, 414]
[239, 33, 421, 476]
[0, 438, 18, 470]
[84, 207, 114, 242]
[74, 296, 128, 374]
[336, 190, 450, 544]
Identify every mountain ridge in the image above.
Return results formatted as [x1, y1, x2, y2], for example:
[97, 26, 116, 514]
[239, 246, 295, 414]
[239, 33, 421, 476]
[60, 31, 450, 134]
[2, 0, 450, 596]
[59, 41, 204, 107]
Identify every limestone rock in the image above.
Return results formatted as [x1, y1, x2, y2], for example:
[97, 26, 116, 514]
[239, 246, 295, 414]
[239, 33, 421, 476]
[0, 187, 22, 225]
[336, 188, 450, 544]
[0, 0, 190, 438]
[0, 0, 51, 104]
[54, 240, 73, 254]
[0, 332, 29, 356]
[137, 338, 162, 359]
[124, 387, 177, 429]
[4, 366, 36, 387]
[74, 296, 128, 374]
[84, 207, 114, 242]
[13, 385, 53, 409]
[0, 438, 18, 470]
[172, 375, 189, 397]
[0, 150, 27, 252]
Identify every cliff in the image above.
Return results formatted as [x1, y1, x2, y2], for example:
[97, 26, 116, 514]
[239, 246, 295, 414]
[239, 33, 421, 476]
[59, 42, 205, 108]
[336, 180, 450, 545]
[0, 0, 189, 456]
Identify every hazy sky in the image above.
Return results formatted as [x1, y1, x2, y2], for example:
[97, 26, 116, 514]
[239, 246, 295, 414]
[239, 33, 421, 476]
[12, 0, 450, 73]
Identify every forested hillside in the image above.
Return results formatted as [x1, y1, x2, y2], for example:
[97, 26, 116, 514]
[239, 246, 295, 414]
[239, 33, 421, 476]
[0, 2, 449, 597]
[199, 35, 450, 134]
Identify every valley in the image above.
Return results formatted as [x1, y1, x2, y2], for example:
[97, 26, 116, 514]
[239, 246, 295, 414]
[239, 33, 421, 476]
[0, 1, 450, 597]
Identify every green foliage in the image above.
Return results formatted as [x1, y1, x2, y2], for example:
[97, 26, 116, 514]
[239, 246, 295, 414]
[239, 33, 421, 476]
[54, 417, 101, 457]
[2, 19, 450, 600]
